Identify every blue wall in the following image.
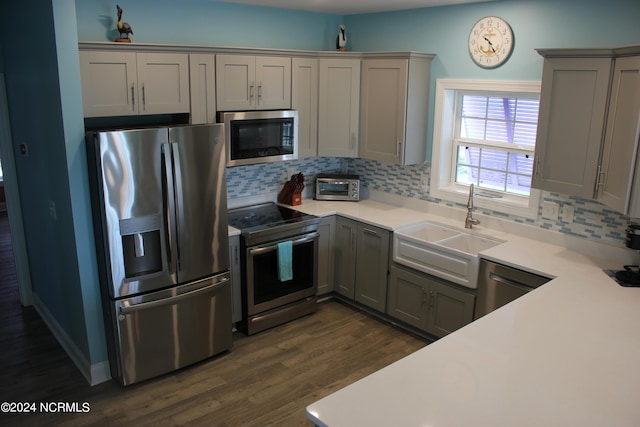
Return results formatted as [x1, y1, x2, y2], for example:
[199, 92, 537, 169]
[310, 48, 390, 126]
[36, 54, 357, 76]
[1, 0, 101, 367]
[346, 0, 640, 157]
[76, 0, 343, 50]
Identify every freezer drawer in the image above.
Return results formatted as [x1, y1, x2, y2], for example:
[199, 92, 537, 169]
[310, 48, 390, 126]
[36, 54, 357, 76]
[112, 273, 232, 385]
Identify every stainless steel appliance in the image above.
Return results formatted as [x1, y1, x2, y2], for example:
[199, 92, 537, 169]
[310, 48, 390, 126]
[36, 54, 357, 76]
[87, 124, 232, 386]
[474, 259, 550, 320]
[315, 173, 360, 201]
[227, 203, 320, 335]
[220, 110, 298, 166]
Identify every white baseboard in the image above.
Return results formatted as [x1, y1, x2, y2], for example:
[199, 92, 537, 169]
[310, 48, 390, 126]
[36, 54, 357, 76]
[32, 294, 111, 386]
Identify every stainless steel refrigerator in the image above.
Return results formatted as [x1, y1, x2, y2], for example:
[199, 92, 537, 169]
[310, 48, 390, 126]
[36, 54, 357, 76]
[87, 124, 232, 386]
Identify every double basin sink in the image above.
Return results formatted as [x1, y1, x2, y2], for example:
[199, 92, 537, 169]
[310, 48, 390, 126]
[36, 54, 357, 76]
[393, 221, 505, 289]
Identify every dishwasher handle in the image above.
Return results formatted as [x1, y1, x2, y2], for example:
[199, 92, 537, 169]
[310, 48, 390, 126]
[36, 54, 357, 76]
[488, 272, 536, 293]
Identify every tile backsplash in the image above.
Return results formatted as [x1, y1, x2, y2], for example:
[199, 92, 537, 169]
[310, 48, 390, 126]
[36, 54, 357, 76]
[226, 157, 341, 199]
[227, 157, 634, 247]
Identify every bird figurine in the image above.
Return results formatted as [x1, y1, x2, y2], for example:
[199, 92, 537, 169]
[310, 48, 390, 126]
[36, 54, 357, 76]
[336, 24, 347, 51]
[116, 4, 133, 42]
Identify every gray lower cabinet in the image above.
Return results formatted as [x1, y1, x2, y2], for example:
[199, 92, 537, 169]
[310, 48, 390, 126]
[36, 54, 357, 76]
[317, 216, 336, 295]
[229, 234, 242, 324]
[334, 216, 390, 312]
[387, 264, 475, 338]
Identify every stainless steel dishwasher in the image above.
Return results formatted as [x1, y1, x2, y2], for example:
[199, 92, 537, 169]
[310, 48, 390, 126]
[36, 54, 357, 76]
[474, 259, 551, 320]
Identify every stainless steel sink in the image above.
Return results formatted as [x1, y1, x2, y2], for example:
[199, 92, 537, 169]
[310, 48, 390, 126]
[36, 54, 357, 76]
[392, 221, 504, 289]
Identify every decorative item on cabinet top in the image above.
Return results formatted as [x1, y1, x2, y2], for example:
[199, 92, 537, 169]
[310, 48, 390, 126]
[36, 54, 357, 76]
[115, 4, 133, 43]
[336, 24, 347, 51]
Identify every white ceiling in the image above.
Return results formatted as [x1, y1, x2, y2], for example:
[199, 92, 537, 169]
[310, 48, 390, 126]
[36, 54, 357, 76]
[217, 0, 495, 15]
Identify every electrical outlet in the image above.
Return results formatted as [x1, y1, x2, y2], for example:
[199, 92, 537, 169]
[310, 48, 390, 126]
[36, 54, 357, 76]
[561, 205, 575, 223]
[541, 201, 559, 220]
[420, 175, 428, 192]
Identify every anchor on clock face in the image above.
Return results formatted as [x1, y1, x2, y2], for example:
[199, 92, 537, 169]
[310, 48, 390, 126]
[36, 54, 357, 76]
[478, 30, 500, 57]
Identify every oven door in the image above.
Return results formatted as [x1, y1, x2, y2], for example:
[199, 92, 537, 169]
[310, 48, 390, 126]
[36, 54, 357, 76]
[245, 232, 318, 316]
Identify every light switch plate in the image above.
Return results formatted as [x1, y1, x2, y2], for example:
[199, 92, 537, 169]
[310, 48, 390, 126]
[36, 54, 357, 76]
[541, 201, 559, 220]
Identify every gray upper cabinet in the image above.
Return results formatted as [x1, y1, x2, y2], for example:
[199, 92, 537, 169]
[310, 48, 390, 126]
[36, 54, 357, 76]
[532, 55, 611, 198]
[599, 55, 640, 215]
[359, 54, 433, 165]
[292, 57, 319, 158]
[79, 50, 190, 117]
[216, 54, 291, 111]
[189, 53, 216, 124]
[533, 46, 640, 215]
[318, 58, 361, 157]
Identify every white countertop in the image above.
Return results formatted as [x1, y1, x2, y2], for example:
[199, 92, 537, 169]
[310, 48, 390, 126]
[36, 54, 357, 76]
[292, 198, 640, 427]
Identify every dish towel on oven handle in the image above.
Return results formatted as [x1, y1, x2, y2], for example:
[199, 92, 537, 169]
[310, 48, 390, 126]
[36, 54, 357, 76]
[277, 240, 293, 281]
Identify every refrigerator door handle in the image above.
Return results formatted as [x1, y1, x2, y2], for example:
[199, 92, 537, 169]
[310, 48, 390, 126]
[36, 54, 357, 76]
[119, 276, 230, 315]
[170, 142, 186, 256]
[162, 143, 178, 276]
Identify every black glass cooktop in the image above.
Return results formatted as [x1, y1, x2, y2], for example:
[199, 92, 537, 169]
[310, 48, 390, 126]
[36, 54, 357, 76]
[604, 268, 640, 287]
[227, 202, 318, 233]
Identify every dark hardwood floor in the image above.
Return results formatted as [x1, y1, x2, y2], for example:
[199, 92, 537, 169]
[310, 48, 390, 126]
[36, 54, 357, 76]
[0, 212, 427, 426]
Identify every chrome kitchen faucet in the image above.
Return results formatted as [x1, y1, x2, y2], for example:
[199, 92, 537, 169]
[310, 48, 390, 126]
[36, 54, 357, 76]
[465, 183, 480, 229]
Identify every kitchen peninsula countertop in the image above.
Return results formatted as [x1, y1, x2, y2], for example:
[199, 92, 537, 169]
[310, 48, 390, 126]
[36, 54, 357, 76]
[287, 199, 640, 427]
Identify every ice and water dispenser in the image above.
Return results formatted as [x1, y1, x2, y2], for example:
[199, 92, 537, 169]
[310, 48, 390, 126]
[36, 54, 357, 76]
[119, 214, 164, 279]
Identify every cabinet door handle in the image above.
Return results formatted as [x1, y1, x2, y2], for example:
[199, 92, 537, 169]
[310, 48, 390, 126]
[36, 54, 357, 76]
[596, 165, 606, 190]
[396, 138, 401, 157]
[428, 291, 435, 309]
[130, 83, 135, 111]
[141, 83, 146, 111]
[350, 132, 355, 150]
[421, 290, 427, 305]
[249, 82, 255, 101]
[258, 82, 263, 104]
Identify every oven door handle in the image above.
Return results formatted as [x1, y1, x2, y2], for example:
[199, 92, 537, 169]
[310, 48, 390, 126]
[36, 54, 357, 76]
[249, 232, 319, 256]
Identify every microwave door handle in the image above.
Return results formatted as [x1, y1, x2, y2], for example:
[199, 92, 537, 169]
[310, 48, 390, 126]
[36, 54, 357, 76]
[162, 143, 178, 276]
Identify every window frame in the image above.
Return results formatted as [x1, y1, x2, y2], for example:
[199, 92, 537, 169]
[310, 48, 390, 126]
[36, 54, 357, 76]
[430, 79, 542, 219]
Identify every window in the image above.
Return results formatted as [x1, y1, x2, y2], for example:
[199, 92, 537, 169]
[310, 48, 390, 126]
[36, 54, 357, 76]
[431, 79, 542, 218]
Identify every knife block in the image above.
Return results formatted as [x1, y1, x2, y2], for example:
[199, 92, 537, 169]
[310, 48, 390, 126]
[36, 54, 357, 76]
[278, 180, 303, 206]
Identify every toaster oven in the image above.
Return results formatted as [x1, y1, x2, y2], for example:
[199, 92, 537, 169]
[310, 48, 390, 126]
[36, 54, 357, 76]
[315, 173, 360, 201]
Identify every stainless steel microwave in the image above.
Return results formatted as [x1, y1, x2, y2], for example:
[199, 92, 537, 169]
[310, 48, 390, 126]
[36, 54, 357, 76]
[315, 173, 360, 201]
[220, 110, 298, 166]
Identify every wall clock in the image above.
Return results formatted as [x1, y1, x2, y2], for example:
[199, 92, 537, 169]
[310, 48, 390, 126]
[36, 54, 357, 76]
[468, 16, 514, 68]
